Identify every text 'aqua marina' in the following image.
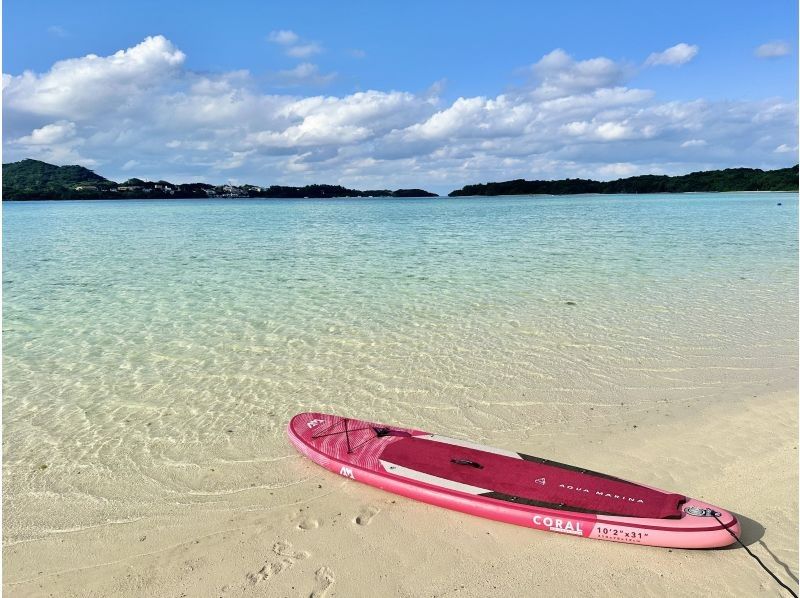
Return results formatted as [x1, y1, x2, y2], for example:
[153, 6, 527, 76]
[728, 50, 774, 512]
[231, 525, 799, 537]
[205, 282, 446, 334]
[559, 484, 645, 503]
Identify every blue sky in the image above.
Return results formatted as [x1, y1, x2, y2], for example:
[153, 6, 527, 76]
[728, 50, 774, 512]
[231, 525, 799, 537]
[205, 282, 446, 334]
[3, 0, 798, 192]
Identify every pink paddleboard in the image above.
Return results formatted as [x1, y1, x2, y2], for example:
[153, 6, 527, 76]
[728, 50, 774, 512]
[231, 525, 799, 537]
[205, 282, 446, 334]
[288, 412, 739, 548]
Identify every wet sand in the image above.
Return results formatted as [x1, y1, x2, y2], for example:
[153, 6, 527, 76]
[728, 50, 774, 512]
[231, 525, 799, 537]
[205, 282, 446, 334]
[4, 387, 797, 597]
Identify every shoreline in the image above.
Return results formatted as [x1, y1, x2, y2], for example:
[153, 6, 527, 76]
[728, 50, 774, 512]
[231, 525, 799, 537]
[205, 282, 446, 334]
[4, 159, 797, 202]
[3, 189, 797, 203]
[5, 384, 797, 597]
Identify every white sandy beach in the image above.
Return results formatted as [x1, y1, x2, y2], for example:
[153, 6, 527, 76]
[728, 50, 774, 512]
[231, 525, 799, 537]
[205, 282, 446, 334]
[4, 384, 797, 597]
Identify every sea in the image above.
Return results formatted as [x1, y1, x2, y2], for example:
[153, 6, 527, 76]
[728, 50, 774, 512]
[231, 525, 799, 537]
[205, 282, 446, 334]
[3, 192, 797, 542]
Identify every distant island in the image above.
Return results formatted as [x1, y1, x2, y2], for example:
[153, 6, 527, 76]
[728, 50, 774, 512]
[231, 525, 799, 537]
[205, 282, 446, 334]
[449, 165, 798, 196]
[2, 158, 797, 201]
[1, 159, 438, 201]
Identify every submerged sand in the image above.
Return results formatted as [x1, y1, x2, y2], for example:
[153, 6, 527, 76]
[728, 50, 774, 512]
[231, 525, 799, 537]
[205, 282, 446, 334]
[4, 386, 797, 597]
[4, 192, 798, 596]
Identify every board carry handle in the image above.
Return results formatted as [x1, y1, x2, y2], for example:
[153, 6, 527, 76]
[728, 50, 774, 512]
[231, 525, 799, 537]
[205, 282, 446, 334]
[451, 458, 483, 469]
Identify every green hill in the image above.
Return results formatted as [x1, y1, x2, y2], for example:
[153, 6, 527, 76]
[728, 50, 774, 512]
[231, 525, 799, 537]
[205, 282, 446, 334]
[2, 159, 440, 200]
[449, 165, 799, 196]
[2, 158, 115, 199]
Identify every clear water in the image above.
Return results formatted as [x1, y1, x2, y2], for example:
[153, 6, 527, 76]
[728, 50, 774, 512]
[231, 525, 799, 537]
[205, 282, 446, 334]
[3, 193, 797, 541]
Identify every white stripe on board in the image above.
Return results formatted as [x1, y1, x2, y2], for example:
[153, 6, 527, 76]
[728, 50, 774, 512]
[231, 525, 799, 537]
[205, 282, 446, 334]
[417, 434, 522, 459]
[379, 460, 492, 495]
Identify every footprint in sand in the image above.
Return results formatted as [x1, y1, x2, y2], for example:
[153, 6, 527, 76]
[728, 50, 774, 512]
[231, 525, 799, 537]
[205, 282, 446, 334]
[354, 505, 380, 526]
[246, 560, 288, 584]
[272, 540, 310, 560]
[309, 566, 335, 598]
[290, 509, 321, 531]
[298, 517, 320, 531]
[246, 540, 310, 584]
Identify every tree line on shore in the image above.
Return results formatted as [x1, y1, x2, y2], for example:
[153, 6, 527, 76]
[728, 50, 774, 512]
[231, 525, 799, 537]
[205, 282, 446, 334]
[1, 160, 437, 200]
[448, 165, 798, 196]
[2, 158, 797, 201]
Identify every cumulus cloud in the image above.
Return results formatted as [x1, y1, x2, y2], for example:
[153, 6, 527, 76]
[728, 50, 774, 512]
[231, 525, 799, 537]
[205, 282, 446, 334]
[529, 49, 628, 97]
[15, 121, 77, 145]
[3, 35, 184, 120]
[562, 120, 637, 141]
[755, 41, 791, 58]
[7, 119, 93, 165]
[645, 43, 699, 66]
[3, 37, 797, 191]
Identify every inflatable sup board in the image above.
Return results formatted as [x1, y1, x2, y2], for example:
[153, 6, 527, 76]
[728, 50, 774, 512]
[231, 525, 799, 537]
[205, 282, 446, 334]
[288, 412, 739, 548]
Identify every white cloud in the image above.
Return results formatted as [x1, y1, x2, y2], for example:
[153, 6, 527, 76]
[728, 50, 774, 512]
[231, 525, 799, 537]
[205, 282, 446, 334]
[247, 90, 434, 149]
[3, 35, 184, 119]
[15, 121, 76, 145]
[645, 43, 699, 66]
[563, 120, 635, 141]
[286, 43, 323, 58]
[268, 30, 324, 59]
[774, 143, 798, 153]
[426, 79, 446, 97]
[755, 41, 791, 58]
[398, 95, 534, 142]
[596, 162, 639, 178]
[3, 38, 797, 192]
[8, 119, 93, 166]
[537, 87, 653, 116]
[593, 121, 633, 140]
[274, 63, 336, 87]
[267, 30, 299, 45]
[681, 139, 707, 148]
[529, 49, 628, 97]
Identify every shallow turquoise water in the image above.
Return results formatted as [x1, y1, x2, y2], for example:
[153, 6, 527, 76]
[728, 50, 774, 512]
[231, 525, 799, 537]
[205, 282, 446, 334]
[3, 193, 797, 539]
